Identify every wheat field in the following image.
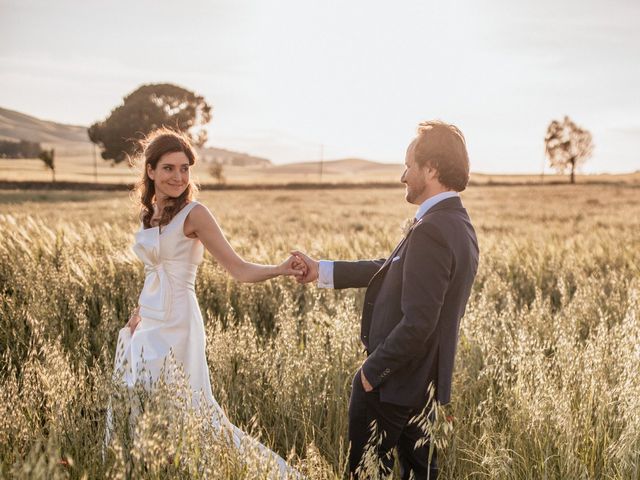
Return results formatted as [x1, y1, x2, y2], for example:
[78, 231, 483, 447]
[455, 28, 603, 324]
[0, 185, 639, 479]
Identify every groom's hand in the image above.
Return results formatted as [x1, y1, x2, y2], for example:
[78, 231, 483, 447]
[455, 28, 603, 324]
[281, 254, 308, 278]
[290, 250, 319, 284]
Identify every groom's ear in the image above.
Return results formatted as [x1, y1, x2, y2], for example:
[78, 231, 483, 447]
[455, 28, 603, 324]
[423, 165, 438, 181]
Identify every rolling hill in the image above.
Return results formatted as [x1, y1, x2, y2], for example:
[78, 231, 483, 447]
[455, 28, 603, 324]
[0, 107, 88, 144]
[0, 106, 404, 184]
[264, 158, 400, 174]
[0, 106, 271, 167]
[6, 106, 635, 187]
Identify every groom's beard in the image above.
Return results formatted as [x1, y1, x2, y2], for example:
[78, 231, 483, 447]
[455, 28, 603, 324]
[405, 180, 427, 205]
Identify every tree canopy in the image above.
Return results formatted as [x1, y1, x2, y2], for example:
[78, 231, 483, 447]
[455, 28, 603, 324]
[544, 116, 594, 184]
[88, 83, 212, 164]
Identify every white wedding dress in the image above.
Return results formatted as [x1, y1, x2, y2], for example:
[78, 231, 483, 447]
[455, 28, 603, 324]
[110, 201, 297, 477]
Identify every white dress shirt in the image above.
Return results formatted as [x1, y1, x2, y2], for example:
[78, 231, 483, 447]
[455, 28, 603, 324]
[317, 191, 459, 288]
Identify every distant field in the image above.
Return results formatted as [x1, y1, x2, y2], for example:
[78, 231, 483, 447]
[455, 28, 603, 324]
[2, 152, 639, 186]
[0, 151, 403, 185]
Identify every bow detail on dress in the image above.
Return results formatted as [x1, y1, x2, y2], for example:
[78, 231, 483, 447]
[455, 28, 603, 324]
[133, 227, 172, 321]
[132, 224, 200, 322]
[138, 263, 172, 320]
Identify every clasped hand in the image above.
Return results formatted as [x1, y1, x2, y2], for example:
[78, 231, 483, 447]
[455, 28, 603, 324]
[289, 250, 319, 284]
[281, 250, 326, 283]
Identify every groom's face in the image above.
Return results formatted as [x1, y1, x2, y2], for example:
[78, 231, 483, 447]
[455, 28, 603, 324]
[401, 138, 429, 205]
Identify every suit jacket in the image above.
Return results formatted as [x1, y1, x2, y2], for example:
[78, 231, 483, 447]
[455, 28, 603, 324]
[334, 196, 478, 407]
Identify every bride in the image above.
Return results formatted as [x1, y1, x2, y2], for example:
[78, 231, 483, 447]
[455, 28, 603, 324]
[110, 127, 304, 477]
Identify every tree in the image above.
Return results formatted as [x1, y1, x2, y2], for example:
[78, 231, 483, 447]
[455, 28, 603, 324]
[38, 148, 55, 183]
[208, 160, 226, 184]
[544, 116, 594, 184]
[88, 83, 212, 164]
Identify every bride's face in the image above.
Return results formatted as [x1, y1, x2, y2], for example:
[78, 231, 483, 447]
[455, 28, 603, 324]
[148, 151, 191, 199]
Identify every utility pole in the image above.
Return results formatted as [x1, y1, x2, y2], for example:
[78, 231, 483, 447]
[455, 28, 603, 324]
[319, 143, 324, 184]
[93, 143, 98, 183]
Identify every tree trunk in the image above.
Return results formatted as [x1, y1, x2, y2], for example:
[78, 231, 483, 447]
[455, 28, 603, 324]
[570, 159, 576, 184]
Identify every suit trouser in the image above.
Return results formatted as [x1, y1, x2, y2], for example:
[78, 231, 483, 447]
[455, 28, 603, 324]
[348, 370, 438, 480]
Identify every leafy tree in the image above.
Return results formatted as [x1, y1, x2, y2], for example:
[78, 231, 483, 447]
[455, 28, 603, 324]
[208, 160, 226, 184]
[88, 83, 212, 164]
[544, 116, 594, 184]
[38, 148, 55, 183]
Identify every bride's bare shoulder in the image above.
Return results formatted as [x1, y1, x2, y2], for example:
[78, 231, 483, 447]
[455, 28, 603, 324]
[187, 201, 213, 219]
[184, 202, 218, 236]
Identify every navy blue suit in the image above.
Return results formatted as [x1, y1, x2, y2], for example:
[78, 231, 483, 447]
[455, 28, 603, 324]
[334, 196, 479, 478]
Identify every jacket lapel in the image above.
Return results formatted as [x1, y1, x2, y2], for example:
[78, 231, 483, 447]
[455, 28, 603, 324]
[367, 196, 464, 287]
[368, 224, 417, 286]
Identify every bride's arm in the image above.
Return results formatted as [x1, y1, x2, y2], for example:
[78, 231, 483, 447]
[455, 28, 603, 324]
[185, 204, 304, 283]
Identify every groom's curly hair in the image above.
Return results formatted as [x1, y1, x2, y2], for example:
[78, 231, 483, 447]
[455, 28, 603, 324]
[414, 120, 469, 192]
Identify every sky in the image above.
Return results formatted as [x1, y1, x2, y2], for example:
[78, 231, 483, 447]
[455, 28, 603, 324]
[1, 0, 639, 173]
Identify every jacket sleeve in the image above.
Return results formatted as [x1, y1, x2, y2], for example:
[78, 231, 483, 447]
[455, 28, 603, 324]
[333, 259, 386, 289]
[361, 223, 452, 388]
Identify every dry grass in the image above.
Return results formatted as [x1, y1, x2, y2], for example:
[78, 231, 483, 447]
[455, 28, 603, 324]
[1, 184, 639, 479]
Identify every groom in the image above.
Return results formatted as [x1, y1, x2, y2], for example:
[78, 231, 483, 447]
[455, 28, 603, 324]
[293, 120, 479, 479]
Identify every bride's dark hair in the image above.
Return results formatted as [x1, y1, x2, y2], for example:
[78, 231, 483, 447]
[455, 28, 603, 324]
[134, 127, 199, 229]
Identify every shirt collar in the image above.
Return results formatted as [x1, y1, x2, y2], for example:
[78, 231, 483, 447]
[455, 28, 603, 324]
[415, 191, 459, 220]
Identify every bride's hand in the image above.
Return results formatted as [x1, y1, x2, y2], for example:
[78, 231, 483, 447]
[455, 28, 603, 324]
[125, 307, 141, 334]
[278, 254, 308, 279]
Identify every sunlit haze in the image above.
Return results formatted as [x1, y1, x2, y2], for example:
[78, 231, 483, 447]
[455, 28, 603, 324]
[1, 0, 638, 173]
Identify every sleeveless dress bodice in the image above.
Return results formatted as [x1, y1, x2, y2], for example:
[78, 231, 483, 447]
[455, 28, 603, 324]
[133, 202, 204, 322]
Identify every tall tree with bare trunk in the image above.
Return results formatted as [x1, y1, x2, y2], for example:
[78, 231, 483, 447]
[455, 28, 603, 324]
[545, 116, 594, 184]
